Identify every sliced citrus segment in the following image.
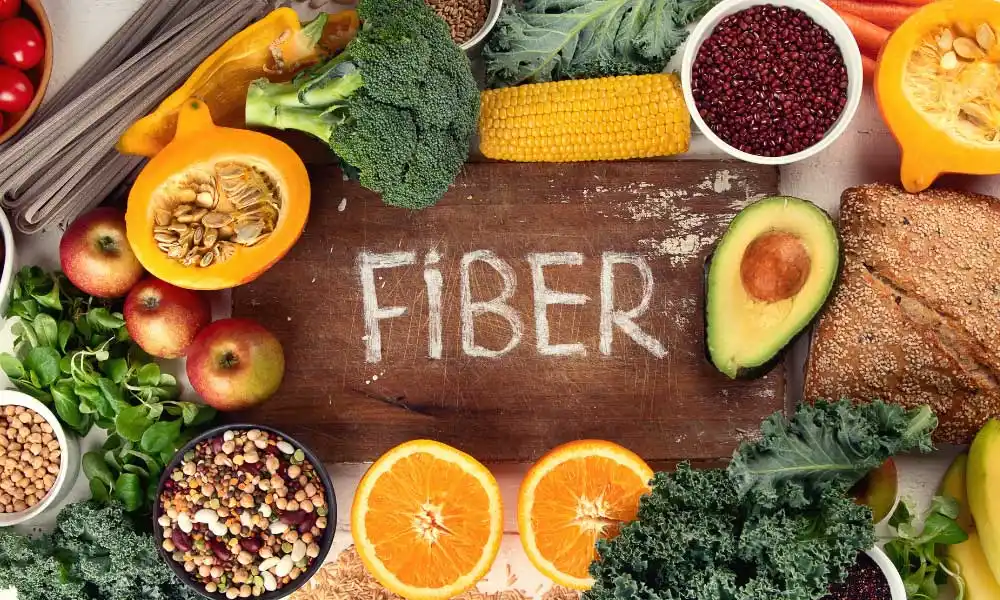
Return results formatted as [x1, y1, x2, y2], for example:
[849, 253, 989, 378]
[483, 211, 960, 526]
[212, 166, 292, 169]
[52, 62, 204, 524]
[518, 440, 654, 590]
[351, 440, 503, 600]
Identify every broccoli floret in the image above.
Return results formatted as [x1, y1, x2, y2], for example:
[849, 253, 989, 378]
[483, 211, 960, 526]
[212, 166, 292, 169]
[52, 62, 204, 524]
[245, 0, 479, 210]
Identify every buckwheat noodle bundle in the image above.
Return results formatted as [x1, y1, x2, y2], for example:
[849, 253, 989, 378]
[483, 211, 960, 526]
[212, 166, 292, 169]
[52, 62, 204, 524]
[0, 0, 273, 233]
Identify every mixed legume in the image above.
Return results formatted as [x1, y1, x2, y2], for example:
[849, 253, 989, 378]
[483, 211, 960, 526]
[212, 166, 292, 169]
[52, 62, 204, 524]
[425, 0, 488, 45]
[692, 5, 849, 157]
[158, 429, 328, 598]
[0, 405, 60, 514]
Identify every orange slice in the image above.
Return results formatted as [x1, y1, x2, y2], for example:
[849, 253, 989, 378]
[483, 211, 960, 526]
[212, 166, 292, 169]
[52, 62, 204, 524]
[351, 440, 504, 600]
[518, 440, 654, 590]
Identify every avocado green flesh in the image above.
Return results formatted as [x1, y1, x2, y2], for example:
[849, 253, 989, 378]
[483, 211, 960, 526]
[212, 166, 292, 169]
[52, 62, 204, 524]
[706, 196, 839, 378]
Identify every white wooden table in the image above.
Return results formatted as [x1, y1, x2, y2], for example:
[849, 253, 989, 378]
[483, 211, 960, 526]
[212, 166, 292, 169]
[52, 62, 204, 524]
[4, 1, 989, 597]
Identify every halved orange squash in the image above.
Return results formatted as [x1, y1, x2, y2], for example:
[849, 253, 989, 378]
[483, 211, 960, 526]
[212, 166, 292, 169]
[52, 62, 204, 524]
[125, 99, 310, 290]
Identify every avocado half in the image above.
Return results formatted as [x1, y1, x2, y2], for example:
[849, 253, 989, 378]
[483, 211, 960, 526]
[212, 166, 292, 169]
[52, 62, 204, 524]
[705, 196, 840, 379]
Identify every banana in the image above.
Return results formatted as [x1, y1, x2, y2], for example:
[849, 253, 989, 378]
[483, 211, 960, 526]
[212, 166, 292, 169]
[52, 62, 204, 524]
[940, 451, 1000, 599]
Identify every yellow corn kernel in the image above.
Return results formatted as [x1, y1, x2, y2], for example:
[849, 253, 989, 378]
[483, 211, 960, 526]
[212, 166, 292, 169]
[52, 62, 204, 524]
[479, 74, 691, 163]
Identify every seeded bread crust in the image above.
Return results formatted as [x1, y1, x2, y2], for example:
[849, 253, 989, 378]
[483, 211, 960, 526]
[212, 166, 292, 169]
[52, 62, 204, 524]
[805, 184, 1000, 443]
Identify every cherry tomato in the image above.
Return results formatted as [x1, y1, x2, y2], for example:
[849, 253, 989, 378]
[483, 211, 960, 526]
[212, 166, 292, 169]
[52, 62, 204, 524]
[0, 65, 32, 112]
[0, 18, 42, 70]
[0, 0, 20, 21]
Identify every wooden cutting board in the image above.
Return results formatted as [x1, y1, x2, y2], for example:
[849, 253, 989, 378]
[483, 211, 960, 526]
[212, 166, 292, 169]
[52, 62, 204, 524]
[231, 161, 786, 463]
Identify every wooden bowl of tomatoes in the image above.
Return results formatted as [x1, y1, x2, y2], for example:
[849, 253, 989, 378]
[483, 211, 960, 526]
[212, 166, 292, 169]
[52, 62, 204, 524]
[0, 0, 51, 144]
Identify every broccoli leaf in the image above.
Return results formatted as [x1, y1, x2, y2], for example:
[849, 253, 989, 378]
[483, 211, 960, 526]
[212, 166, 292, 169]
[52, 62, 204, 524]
[484, 0, 721, 87]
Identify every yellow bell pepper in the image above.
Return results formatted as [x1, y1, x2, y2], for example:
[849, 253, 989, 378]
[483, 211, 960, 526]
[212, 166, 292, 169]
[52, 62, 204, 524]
[118, 8, 359, 158]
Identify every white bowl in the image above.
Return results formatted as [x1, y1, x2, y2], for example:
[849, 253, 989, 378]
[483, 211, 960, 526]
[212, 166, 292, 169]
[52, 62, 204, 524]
[461, 0, 503, 52]
[867, 546, 907, 600]
[0, 209, 15, 317]
[680, 0, 864, 165]
[0, 390, 80, 527]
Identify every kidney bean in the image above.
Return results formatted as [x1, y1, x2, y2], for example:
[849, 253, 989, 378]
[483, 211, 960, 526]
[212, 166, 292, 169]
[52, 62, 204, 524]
[209, 540, 231, 561]
[171, 529, 193, 552]
[298, 513, 317, 534]
[239, 537, 262, 553]
[280, 510, 307, 525]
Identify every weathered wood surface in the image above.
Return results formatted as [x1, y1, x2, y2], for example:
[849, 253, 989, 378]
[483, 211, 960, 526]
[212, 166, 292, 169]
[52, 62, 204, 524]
[231, 161, 786, 463]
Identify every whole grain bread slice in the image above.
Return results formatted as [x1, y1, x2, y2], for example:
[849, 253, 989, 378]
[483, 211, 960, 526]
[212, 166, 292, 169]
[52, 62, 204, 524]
[805, 184, 1000, 443]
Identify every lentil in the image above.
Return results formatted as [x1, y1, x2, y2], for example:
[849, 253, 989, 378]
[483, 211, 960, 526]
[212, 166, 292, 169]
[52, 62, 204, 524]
[821, 552, 891, 600]
[425, 0, 488, 45]
[691, 4, 849, 157]
[158, 429, 329, 597]
[0, 405, 60, 513]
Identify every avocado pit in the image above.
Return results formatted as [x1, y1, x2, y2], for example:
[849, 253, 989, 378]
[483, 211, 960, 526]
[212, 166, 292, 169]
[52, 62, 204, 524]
[740, 231, 811, 303]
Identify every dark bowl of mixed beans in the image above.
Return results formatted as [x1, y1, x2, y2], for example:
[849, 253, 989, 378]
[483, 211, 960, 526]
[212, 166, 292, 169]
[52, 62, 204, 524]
[153, 424, 336, 600]
[680, 0, 864, 164]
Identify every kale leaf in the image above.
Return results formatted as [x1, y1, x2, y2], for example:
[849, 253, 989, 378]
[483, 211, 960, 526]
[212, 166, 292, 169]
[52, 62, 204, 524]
[0, 501, 199, 600]
[585, 400, 938, 600]
[484, 0, 720, 87]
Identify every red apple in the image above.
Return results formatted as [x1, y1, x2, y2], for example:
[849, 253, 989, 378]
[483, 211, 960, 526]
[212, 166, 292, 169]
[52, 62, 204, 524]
[186, 318, 284, 411]
[124, 278, 211, 359]
[60, 208, 144, 298]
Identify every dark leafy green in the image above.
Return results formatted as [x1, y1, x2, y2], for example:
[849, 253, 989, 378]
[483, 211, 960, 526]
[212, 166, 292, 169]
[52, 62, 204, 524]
[585, 400, 938, 600]
[884, 496, 968, 600]
[0, 500, 201, 600]
[1, 266, 216, 513]
[484, 0, 720, 87]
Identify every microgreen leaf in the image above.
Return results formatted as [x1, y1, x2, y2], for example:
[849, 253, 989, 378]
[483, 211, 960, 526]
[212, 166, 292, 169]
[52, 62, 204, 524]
[114, 473, 143, 512]
[0, 353, 25, 379]
[89, 477, 110, 502]
[140, 419, 181, 454]
[137, 363, 160, 387]
[51, 384, 82, 428]
[114, 405, 153, 442]
[57, 320, 74, 352]
[87, 308, 126, 330]
[25, 346, 61, 386]
[82, 451, 115, 486]
[931, 495, 961, 520]
[101, 358, 129, 384]
[32, 314, 58, 348]
[921, 513, 968, 546]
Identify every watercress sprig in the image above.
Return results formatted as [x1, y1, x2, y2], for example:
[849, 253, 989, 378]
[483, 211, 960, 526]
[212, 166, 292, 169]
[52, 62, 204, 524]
[0, 266, 216, 513]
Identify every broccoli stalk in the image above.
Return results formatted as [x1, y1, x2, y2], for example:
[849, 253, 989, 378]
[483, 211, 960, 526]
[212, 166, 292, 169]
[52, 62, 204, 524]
[245, 0, 480, 210]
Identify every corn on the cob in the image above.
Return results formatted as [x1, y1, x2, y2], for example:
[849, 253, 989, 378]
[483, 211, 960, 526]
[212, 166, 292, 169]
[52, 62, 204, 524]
[478, 74, 691, 163]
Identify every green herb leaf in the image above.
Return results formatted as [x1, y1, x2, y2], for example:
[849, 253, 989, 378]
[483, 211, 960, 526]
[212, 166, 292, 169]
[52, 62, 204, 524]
[87, 308, 126, 330]
[890, 499, 913, 529]
[140, 419, 181, 454]
[114, 473, 143, 511]
[89, 477, 110, 502]
[32, 314, 58, 348]
[188, 404, 217, 427]
[145, 402, 163, 421]
[158, 373, 178, 387]
[0, 353, 25, 379]
[51, 384, 82, 428]
[137, 363, 160, 387]
[25, 346, 61, 386]
[124, 449, 163, 477]
[82, 451, 115, 486]
[57, 320, 74, 352]
[931, 495, 961, 520]
[101, 358, 129, 384]
[114, 405, 153, 442]
[97, 378, 124, 410]
[921, 513, 968, 546]
[104, 449, 122, 472]
[122, 463, 150, 479]
[31, 277, 61, 311]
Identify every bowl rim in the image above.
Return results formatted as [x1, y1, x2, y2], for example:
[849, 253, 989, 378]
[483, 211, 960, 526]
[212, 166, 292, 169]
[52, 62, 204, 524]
[152, 423, 337, 600]
[680, 0, 864, 165]
[0, 389, 75, 526]
[0, 0, 54, 145]
[461, 0, 504, 50]
[866, 546, 907, 600]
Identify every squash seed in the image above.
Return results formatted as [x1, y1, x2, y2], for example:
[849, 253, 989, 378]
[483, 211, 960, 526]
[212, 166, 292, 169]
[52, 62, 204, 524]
[961, 102, 994, 127]
[177, 214, 197, 224]
[157, 242, 174, 253]
[977, 23, 996, 52]
[203, 228, 218, 248]
[196, 192, 216, 209]
[938, 28, 955, 51]
[200, 252, 216, 268]
[167, 245, 185, 259]
[954, 37, 985, 60]
[154, 233, 178, 244]
[193, 226, 205, 246]
[202, 212, 234, 228]
[176, 188, 197, 204]
[154, 210, 172, 227]
[940, 51, 959, 70]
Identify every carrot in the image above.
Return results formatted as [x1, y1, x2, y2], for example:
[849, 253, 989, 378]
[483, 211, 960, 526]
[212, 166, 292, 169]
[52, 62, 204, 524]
[836, 10, 892, 57]
[862, 55, 877, 82]
[823, 0, 917, 30]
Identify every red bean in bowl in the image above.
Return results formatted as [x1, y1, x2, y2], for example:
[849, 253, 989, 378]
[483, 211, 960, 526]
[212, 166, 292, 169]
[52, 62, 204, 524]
[691, 4, 848, 157]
